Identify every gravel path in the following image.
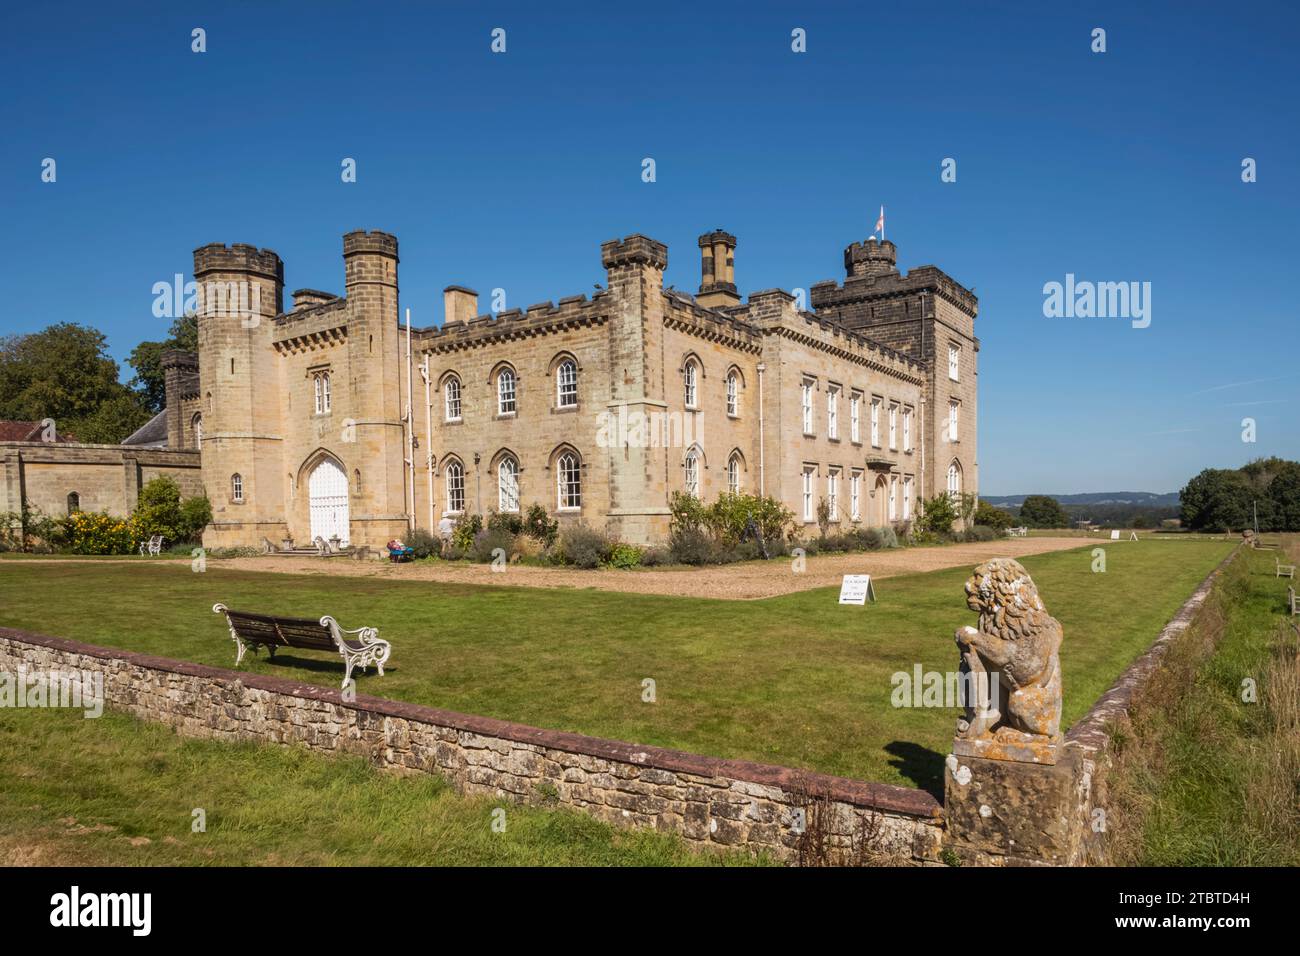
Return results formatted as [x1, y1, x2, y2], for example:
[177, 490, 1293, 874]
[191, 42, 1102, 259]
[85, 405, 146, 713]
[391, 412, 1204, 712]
[206, 536, 1090, 600]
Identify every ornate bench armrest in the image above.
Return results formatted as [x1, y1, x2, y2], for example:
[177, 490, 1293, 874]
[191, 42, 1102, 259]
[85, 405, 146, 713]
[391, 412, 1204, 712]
[320, 615, 392, 689]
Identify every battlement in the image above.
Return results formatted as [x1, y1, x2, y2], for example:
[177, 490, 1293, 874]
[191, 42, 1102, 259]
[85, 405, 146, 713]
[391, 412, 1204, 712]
[844, 238, 897, 278]
[601, 234, 668, 271]
[342, 229, 399, 260]
[417, 293, 607, 352]
[291, 289, 340, 311]
[193, 243, 283, 280]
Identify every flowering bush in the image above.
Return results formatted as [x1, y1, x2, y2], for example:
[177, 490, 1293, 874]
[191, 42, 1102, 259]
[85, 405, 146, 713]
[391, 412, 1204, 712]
[62, 510, 135, 555]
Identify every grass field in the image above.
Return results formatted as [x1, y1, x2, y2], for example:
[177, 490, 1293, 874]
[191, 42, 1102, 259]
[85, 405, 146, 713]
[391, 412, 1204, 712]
[0, 706, 757, 866]
[0, 539, 1233, 794]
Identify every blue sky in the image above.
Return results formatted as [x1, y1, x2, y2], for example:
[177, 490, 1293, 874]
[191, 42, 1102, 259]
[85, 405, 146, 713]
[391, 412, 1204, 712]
[2, 1, 1296, 494]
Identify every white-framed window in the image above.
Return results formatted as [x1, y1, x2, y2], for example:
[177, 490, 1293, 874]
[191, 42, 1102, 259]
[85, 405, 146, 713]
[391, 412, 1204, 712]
[445, 461, 465, 513]
[827, 386, 839, 440]
[850, 470, 862, 520]
[948, 344, 960, 382]
[802, 466, 815, 522]
[556, 360, 578, 408]
[191, 413, 203, 446]
[497, 368, 516, 415]
[888, 476, 898, 521]
[903, 476, 913, 520]
[684, 448, 701, 497]
[727, 453, 742, 494]
[850, 393, 861, 443]
[948, 400, 960, 442]
[313, 371, 331, 414]
[557, 452, 581, 509]
[498, 456, 519, 512]
[231, 473, 244, 502]
[726, 372, 739, 417]
[870, 397, 881, 447]
[801, 380, 814, 435]
[888, 404, 898, 450]
[903, 407, 912, 451]
[684, 360, 699, 409]
[827, 468, 840, 520]
[444, 377, 462, 421]
[947, 461, 962, 500]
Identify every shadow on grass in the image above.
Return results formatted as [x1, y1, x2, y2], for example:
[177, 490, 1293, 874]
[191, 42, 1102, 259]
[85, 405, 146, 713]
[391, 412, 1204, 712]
[884, 740, 945, 798]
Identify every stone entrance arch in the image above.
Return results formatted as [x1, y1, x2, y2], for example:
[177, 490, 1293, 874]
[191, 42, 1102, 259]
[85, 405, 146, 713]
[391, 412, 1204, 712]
[308, 456, 349, 546]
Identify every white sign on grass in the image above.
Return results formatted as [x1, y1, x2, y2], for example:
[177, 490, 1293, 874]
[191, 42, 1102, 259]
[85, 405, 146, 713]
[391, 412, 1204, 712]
[1110, 530, 1121, 540]
[839, 574, 877, 605]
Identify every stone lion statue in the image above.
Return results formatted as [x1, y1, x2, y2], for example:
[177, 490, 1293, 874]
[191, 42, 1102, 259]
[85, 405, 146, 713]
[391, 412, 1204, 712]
[954, 558, 1062, 744]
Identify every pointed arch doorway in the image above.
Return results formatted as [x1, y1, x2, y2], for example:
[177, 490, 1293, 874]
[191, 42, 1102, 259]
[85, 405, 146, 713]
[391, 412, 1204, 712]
[308, 457, 349, 546]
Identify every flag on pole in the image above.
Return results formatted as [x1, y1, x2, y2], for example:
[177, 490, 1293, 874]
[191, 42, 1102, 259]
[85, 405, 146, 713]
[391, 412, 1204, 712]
[874, 205, 885, 241]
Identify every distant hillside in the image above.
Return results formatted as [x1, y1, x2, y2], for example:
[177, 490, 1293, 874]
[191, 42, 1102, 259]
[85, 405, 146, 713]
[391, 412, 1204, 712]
[982, 491, 1180, 508]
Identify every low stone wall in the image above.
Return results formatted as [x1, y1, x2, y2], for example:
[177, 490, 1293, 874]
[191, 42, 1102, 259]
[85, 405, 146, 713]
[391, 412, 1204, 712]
[0, 628, 943, 864]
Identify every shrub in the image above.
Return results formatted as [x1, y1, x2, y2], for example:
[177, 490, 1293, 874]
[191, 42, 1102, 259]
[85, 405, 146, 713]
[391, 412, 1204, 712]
[669, 526, 716, 565]
[963, 524, 999, 542]
[179, 495, 212, 541]
[918, 494, 958, 535]
[132, 476, 186, 543]
[706, 492, 794, 548]
[875, 525, 899, 549]
[473, 527, 516, 563]
[487, 510, 523, 536]
[974, 501, 1014, 531]
[640, 545, 672, 567]
[669, 491, 708, 538]
[522, 503, 558, 546]
[513, 533, 544, 561]
[451, 513, 482, 551]
[62, 510, 134, 555]
[556, 523, 612, 569]
[607, 543, 643, 569]
[407, 527, 440, 559]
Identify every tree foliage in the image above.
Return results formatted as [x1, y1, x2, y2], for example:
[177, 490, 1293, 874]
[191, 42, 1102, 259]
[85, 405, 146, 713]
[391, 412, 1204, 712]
[1019, 494, 1070, 528]
[128, 314, 198, 413]
[1180, 458, 1300, 532]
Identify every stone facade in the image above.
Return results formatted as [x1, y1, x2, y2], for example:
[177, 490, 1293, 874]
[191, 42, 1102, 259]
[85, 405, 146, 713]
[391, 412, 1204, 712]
[184, 227, 979, 549]
[0, 627, 943, 864]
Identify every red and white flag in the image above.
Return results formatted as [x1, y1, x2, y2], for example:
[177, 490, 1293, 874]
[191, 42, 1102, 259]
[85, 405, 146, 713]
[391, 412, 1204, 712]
[874, 205, 885, 240]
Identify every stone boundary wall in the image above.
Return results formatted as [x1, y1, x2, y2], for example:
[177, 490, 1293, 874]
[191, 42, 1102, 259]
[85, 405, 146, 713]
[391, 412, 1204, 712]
[0, 627, 942, 864]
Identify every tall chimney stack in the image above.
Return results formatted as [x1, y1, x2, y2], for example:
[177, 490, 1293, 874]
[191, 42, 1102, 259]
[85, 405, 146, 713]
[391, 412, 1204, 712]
[696, 229, 739, 308]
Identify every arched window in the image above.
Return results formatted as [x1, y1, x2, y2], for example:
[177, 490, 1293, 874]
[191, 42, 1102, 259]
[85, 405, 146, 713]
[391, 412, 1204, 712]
[684, 448, 700, 497]
[947, 460, 962, 501]
[497, 368, 517, 415]
[498, 456, 520, 512]
[313, 370, 332, 414]
[683, 359, 699, 408]
[727, 453, 742, 494]
[191, 412, 203, 447]
[556, 360, 578, 408]
[444, 376, 462, 421]
[445, 460, 465, 513]
[66, 492, 80, 515]
[231, 473, 244, 502]
[726, 372, 739, 416]
[557, 452, 581, 509]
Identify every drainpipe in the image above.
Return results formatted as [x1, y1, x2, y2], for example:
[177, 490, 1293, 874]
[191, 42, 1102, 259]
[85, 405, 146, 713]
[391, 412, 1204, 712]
[404, 308, 415, 531]
[420, 356, 434, 533]
[756, 363, 766, 496]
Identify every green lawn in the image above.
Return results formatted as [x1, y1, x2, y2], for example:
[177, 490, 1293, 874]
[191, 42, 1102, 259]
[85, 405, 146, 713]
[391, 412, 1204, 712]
[0, 540, 1232, 794]
[0, 706, 756, 866]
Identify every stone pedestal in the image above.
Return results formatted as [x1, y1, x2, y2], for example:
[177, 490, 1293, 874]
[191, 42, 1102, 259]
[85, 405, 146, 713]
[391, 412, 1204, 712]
[943, 744, 1085, 866]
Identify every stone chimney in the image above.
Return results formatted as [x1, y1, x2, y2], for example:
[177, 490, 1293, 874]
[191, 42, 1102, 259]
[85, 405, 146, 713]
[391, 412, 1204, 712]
[443, 286, 478, 325]
[696, 229, 739, 308]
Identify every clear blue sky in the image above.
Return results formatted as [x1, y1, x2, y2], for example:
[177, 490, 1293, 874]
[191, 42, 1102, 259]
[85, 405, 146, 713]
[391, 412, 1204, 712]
[2, 1, 1296, 494]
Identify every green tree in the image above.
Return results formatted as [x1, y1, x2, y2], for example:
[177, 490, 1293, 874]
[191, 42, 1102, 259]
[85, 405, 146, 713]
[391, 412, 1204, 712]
[974, 500, 1014, 530]
[1266, 462, 1300, 531]
[1019, 495, 1069, 528]
[1179, 468, 1252, 532]
[128, 314, 198, 413]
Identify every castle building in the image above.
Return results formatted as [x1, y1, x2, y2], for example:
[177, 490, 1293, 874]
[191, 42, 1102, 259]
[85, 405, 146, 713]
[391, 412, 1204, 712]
[166, 228, 978, 550]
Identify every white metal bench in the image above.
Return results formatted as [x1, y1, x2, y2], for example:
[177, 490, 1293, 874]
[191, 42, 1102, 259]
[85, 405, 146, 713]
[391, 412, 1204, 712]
[1007, 526, 1028, 538]
[138, 534, 164, 556]
[212, 604, 391, 690]
[1289, 587, 1298, 617]
[1278, 557, 1296, 579]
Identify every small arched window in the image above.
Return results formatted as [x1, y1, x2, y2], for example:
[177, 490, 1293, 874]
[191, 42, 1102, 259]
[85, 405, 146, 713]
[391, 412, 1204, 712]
[191, 412, 203, 447]
[231, 473, 244, 502]
[66, 492, 80, 515]
[684, 448, 701, 498]
[727, 454, 742, 494]
[497, 368, 517, 415]
[498, 456, 520, 512]
[684, 359, 699, 408]
[726, 372, 739, 416]
[444, 376, 462, 421]
[556, 360, 578, 408]
[445, 460, 465, 513]
[557, 452, 581, 509]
